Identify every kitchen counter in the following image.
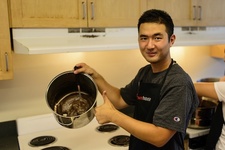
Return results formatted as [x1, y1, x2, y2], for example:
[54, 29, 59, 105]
[0, 120, 19, 150]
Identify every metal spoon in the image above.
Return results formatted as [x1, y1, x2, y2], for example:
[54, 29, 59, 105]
[77, 85, 82, 99]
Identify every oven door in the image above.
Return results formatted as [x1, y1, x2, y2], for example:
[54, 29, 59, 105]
[189, 134, 208, 150]
[186, 128, 209, 150]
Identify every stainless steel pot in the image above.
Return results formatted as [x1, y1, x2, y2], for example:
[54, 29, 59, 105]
[46, 70, 98, 129]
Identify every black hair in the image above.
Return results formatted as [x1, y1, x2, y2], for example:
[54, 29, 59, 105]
[138, 9, 174, 38]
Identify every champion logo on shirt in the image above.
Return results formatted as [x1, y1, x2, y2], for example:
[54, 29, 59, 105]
[137, 95, 152, 102]
[173, 117, 181, 122]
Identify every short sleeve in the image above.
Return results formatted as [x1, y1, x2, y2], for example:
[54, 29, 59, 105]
[214, 82, 225, 102]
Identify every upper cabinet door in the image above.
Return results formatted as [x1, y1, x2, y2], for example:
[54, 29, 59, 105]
[143, 0, 196, 27]
[10, 0, 87, 27]
[87, 0, 142, 27]
[143, 0, 225, 27]
[196, 0, 225, 26]
[0, 0, 13, 80]
[9, 0, 143, 28]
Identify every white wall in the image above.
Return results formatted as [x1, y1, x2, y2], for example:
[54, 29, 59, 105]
[0, 46, 224, 122]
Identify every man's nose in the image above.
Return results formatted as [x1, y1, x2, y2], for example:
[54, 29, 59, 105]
[146, 39, 155, 49]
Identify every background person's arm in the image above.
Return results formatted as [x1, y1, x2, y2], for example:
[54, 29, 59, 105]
[194, 82, 219, 100]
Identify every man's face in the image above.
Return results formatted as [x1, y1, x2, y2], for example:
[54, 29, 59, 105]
[138, 23, 175, 64]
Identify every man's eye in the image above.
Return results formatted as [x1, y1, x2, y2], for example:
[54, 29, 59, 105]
[155, 37, 162, 40]
[140, 37, 148, 41]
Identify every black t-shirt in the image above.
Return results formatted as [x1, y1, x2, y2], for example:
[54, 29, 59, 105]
[120, 63, 199, 149]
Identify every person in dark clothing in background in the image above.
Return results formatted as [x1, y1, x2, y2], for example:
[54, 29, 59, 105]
[74, 9, 199, 150]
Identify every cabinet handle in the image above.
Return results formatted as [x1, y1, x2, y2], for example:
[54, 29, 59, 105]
[198, 6, 202, 20]
[4, 52, 9, 72]
[82, 2, 86, 19]
[193, 5, 197, 20]
[90, 2, 95, 20]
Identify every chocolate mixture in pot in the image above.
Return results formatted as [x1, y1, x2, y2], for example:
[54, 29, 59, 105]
[54, 92, 92, 117]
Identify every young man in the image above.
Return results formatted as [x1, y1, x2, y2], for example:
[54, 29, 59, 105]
[74, 9, 198, 150]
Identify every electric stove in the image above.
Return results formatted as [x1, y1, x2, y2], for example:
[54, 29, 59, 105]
[16, 113, 209, 150]
[17, 113, 130, 150]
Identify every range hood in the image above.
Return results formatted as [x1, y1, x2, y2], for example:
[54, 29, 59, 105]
[12, 28, 139, 54]
[12, 27, 225, 54]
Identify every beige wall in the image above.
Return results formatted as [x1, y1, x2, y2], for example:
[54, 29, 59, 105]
[0, 46, 224, 122]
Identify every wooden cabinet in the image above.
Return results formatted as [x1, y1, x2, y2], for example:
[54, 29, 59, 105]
[142, 0, 225, 27]
[196, 0, 225, 26]
[9, 0, 143, 28]
[85, 0, 142, 27]
[210, 45, 225, 59]
[141, 0, 193, 26]
[0, 0, 13, 80]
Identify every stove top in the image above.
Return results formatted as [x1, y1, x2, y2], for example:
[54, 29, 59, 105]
[17, 114, 129, 150]
[16, 113, 210, 149]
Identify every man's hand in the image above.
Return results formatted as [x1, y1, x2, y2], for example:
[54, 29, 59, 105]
[95, 91, 116, 124]
[74, 63, 97, 78]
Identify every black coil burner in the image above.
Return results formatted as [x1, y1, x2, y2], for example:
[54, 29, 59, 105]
[42, 146, 70, 150]
[96, 124, 119, 132]
[29, 135, 56, 147]
[109, 135, 130, 146]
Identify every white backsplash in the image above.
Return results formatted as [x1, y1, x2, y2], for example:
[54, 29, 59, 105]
[0, 46, 224, 122]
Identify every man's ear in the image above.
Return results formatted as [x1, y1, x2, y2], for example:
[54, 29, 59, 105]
[169, 34, 176, 46]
